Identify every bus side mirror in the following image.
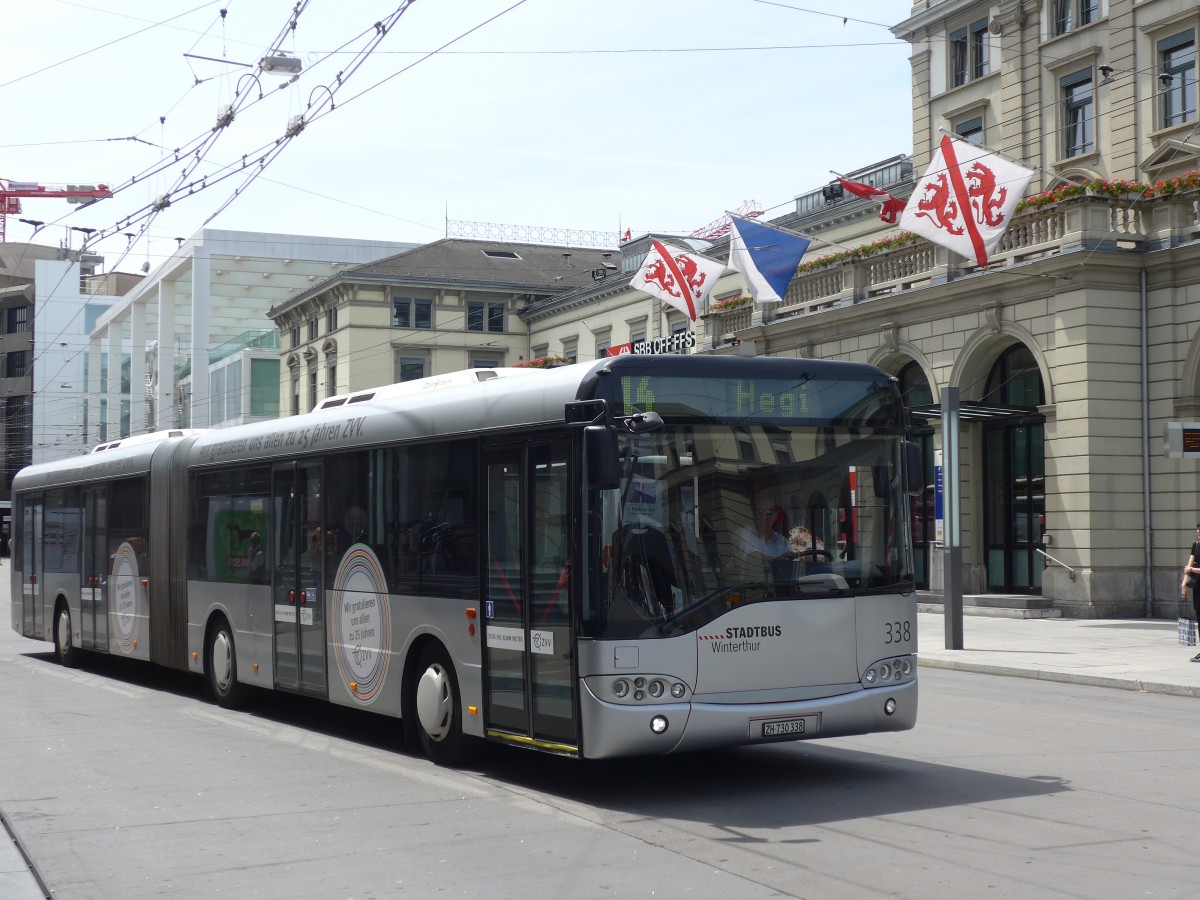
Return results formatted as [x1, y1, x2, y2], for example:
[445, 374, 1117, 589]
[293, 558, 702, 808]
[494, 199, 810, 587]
[585, 425, 620, 490]
[904, 441, 921, 494]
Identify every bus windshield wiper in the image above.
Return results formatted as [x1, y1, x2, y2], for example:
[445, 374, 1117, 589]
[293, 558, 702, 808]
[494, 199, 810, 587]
[870, 579, 916, 595]
[656, 582, 772, 634]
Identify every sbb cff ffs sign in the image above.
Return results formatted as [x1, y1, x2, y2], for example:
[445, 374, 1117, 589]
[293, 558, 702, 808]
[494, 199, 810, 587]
[1163, 422, 1200, 457]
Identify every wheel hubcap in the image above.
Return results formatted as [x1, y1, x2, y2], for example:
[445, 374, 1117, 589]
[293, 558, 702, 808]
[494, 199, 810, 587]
[415, 663, 453, 742]
[57, 610, 69, 655]
[212, 631, 233, 692]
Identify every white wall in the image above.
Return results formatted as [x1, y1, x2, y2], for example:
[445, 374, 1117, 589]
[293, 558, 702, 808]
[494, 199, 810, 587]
[88, 229, 415, 436]
[33, 259, 116, 463]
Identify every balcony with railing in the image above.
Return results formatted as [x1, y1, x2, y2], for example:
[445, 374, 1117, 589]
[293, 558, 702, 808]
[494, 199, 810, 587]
[700, 186, 1200, 344]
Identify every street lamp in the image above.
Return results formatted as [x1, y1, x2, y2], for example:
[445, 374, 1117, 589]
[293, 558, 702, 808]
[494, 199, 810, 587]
[69, 226, 97, 253]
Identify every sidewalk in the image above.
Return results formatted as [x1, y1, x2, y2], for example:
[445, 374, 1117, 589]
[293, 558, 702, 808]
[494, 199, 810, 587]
[0, 815, 44, 900]
[917, 610, 1200, 698]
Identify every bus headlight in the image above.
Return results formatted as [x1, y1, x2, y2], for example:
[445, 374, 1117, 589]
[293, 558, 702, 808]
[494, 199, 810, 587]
[862, 656, 915, 690]
[651, 715, 669, 734]
[591, 675, 690, 705]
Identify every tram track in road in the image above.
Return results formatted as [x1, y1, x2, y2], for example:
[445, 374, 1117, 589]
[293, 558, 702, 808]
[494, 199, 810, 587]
[0, 803, 52, 900]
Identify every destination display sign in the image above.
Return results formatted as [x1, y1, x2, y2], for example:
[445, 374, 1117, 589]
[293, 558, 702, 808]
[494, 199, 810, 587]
[604, 370, 897, 426]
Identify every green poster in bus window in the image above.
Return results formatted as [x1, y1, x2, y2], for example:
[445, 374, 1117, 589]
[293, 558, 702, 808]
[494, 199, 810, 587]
[206, 498, 267, 581]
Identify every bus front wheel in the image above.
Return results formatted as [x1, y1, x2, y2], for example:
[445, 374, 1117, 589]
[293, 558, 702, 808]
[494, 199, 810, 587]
[53, 602, 79, 668]
[413, 644, 476, 766]
[206, 618, 245, 709]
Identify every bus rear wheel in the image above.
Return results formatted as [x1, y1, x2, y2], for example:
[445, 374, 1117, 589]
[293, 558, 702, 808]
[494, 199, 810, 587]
[413, 644, 476, 766]
[206, 618, 245, 709]
[53, 602, 79, 668]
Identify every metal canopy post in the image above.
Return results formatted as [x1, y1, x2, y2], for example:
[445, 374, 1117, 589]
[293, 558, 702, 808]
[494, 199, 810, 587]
[942, 387, 964, 649]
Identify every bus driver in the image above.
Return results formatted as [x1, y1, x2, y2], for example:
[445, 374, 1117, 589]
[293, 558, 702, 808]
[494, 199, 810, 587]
[737, 501, 791, 562]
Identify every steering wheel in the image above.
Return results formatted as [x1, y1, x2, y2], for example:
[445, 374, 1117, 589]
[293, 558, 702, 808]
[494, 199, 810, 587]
[794, 547, 834, 561]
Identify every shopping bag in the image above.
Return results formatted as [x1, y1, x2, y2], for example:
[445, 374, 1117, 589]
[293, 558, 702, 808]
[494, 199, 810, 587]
[1179, 617, 1197, 647]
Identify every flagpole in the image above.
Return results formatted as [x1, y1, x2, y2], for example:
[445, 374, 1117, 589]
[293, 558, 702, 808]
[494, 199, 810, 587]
[726, 210, 854, 253]
[936, 127, 1082, 189]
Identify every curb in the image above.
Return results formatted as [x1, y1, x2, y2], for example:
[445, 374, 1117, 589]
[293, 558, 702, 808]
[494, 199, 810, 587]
[916, 602, 1061, 619]
[0, 804, 49, 900]
[917, 655, 1200, 699]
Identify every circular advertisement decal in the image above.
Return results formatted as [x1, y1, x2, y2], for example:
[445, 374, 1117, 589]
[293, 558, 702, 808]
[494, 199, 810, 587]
[111, 542, 141, 653]
[331, 544, 391, 704]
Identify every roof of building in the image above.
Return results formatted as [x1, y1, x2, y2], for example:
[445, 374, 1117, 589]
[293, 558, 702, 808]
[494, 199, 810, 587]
[270, 238, 619, 316]
[349, 238, 615, 282]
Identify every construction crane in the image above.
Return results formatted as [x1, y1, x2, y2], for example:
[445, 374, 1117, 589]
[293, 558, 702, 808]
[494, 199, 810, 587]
[0, 179, 113, 242]
[688, 200, 764, 242]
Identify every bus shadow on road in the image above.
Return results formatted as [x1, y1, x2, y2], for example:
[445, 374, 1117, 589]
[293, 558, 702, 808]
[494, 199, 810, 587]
[23, 648, 210, 701]
[476, 741, 1070, 831]
[20, 648, 410, 753]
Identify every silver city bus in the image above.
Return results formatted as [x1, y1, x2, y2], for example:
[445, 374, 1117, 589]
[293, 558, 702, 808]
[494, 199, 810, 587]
[11, 354, 918, 763]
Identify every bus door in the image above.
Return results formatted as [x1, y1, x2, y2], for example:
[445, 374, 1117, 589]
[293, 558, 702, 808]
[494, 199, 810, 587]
[482, 439, 577, 752]
[271, 462, 326, 695]
[20, 497, 43, 638]
[80, 488, 109, 651]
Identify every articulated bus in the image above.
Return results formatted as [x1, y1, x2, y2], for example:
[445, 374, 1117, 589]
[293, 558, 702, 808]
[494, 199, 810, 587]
[11, 354, 918, 764]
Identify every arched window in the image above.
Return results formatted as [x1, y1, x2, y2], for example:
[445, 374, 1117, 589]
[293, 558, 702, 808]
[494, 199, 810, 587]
[898, 361, 933, 407]
[984, 345, 1044, 407]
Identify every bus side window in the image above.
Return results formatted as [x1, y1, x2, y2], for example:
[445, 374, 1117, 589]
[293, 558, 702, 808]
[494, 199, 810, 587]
[382, 441, 478, 597]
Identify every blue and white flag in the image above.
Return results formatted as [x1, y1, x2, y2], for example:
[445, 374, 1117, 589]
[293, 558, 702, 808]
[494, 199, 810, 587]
[727, 215, 811, 304]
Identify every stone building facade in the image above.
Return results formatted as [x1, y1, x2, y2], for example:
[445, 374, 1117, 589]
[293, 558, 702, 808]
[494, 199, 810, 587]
[31, 0, 1199, 620]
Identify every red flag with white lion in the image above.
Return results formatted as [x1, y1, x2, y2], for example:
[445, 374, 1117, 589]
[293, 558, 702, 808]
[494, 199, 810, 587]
[899, 135, 1034, 268]
[632, 240, 724, 321]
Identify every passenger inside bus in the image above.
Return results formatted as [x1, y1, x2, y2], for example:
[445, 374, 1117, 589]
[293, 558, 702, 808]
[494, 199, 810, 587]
[302, 527, 322, 590]
[127, 536, 149, 575]
[342, 501, 367, 545]
[248, 532, 266, 584]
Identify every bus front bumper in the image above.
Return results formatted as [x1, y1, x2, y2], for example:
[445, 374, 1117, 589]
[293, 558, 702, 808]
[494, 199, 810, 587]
[578, 678, 917, 759]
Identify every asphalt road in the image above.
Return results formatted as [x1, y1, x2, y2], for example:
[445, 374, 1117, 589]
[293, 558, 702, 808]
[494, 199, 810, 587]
[2, 611, 1198, 899]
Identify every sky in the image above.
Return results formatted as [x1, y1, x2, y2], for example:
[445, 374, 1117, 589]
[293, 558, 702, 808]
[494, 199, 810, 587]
[2, 0, 914, 273]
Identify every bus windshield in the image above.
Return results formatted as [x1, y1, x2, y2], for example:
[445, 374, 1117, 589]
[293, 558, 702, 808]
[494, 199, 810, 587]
[584, 422, 914, 640]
